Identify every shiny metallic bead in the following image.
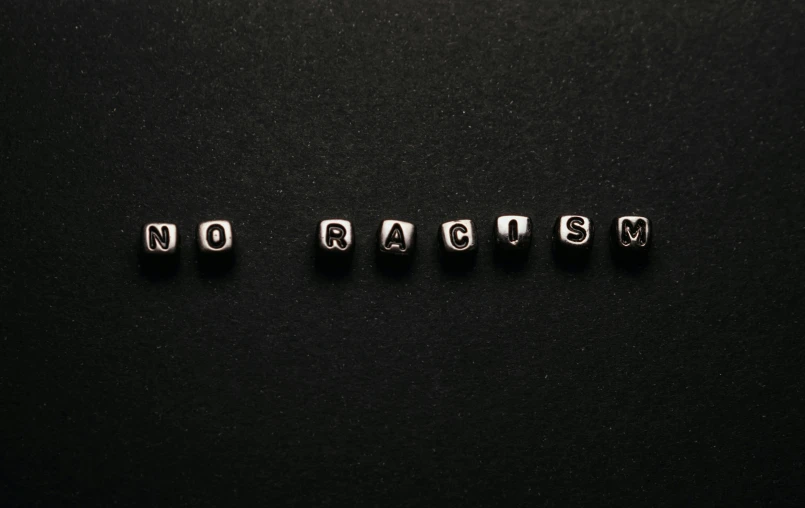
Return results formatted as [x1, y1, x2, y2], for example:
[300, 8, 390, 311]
[317, 219, 354, 255]
[316, 219, 354, 272]
[142, 223, 178, 256]
[377, 220, 416, 256]
[553, 215, 594, 259]
[198, 220, 234, 254]
[611, 216, 652, 257]
[439, 219, 477, 255]
[495, 215, 532, 260]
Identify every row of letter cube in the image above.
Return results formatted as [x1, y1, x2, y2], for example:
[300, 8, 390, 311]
[142, 220, 233, 255]
[142, 216, 651, 265]
[319, 216, 652, 263]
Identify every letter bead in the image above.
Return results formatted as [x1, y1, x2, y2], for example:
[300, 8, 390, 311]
[495, 215, 532, 260]
[377, 220, 416, 256]
[198, 220, 234, 254]
[611, 216, 652, 258]
[317, 219, 354, 252]
[554, 215, 594, 260]
[439, 219, 477, 256]
[316, 219, 354, 267]
[142, 223, 178, 256]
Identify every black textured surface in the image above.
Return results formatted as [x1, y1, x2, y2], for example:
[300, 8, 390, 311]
[2, 1, 804, 506]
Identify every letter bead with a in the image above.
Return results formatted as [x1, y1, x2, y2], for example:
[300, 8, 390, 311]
[377, 220, 416, 257]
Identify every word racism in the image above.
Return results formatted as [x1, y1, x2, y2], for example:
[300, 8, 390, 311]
[140, 216, 652, 271]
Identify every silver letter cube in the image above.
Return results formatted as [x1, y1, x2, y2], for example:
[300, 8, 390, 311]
[316, 219, 354, 272]
[142, 223, 178, 256]
[377, 220, 416, 256]
[495, 215, 532, 260]
[439, 219, 477, 255]
[198, 220, 234, 254]
[317, 219, 354, 255]
[611, 216, 652, 258]
[554, 215, 594, 260]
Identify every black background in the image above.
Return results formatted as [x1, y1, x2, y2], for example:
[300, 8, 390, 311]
[2, 1, 804, 506]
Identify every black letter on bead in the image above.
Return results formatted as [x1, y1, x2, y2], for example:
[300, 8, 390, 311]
[566, 217, 588, 243]
[384, 223, 406, 250]
[450, 224, 469, 249]
[206, 224, 226, 249]
[620, 218, 648, 247]
[508, 220, 519, 244]
[326, 224, 347, 249]
[148, 225, 171, 250]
